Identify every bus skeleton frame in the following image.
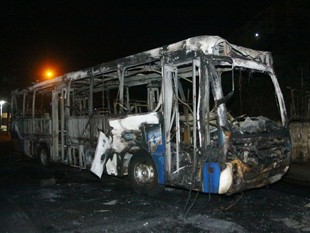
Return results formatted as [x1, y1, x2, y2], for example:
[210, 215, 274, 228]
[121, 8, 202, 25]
[11, 36, 291, 195]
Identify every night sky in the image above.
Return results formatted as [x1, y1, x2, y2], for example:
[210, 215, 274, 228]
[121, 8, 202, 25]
[1, 0, 276, 86]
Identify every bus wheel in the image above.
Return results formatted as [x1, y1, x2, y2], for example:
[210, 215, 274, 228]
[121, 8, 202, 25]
[39, 145, 50, 166]
[128, 152, 164, 196]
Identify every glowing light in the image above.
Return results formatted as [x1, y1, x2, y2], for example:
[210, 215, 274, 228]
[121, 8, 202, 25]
[37, 61, 61, 81]
[255, 32, 259, 37]
[0, 100, 5, 127]
[44, 69, 55, 79]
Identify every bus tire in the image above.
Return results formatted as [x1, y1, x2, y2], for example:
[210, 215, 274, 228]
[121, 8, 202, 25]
[128, 152, 164, 196]
[39, 144, 50, 167]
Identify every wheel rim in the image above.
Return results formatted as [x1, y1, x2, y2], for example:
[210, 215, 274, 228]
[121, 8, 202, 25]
[134, 162, 155, 185]
[40, 149, 48, 165]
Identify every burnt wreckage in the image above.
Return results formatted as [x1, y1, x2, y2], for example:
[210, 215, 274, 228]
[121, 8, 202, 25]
[11, 36, 291, 195]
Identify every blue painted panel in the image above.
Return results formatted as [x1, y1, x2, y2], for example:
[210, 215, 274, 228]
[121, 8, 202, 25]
[203, 162, 220, 193]
[151, 153, 165, 184]
[145, 124, 165, 184]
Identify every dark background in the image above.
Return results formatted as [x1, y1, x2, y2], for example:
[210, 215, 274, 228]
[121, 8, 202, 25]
[0, 0, 276, 82]
[1, 0, 310, 119]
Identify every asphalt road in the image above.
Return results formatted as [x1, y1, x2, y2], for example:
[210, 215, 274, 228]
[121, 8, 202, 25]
[0, 134, 310, 232]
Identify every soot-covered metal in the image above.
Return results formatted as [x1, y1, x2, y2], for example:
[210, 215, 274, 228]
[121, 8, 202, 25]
[11, 35, 291, 195]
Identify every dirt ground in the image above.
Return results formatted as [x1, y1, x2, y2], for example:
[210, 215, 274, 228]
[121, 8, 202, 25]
[0, 133, 310, 232]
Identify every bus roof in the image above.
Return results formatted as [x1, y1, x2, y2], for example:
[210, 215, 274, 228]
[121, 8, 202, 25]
[18, 35, 274, 92]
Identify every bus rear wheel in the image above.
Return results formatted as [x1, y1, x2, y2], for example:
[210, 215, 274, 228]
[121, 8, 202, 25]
[128, 152, 164, 196]
[39, 145, 50, 166]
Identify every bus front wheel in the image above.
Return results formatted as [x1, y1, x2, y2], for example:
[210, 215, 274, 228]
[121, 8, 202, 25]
[128, 152, 164, 196]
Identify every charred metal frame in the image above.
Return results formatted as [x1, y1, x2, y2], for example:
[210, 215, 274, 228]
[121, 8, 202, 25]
[11, 36, 291, 194]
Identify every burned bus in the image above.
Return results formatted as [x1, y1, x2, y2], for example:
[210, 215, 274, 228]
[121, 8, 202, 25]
[11, 36, 291, 195]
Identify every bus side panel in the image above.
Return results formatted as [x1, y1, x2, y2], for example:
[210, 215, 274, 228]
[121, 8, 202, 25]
[144, 124, 166, 184]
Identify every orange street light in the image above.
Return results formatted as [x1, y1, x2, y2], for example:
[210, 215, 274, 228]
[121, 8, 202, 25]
[44, 69, 55, 79]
